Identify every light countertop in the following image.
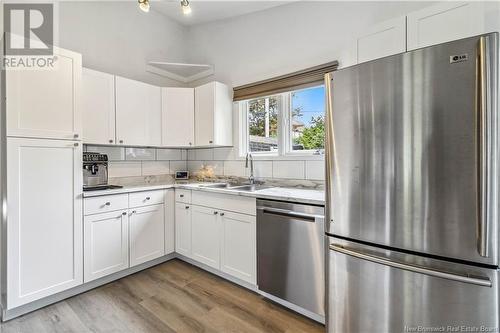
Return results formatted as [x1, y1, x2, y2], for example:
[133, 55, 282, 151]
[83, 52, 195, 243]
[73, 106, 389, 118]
[82, 182, 325, 206]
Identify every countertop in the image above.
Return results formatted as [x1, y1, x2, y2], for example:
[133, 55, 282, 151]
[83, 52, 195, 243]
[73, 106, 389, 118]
[82, 182, 325, 206]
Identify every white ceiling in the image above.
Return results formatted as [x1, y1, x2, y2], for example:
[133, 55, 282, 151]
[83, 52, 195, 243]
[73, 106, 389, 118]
[153, 1, 293, 26]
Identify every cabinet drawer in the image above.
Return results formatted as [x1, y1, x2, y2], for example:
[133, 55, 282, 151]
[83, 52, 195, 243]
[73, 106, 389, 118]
[84, 194, 128, 215]
[176, 189, 191, 203]
[192, 191, 256, 216]
[129, 190, 165, 208]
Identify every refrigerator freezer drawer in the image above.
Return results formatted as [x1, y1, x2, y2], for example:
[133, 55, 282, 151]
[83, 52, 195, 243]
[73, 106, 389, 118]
[328, 238, 499, 333]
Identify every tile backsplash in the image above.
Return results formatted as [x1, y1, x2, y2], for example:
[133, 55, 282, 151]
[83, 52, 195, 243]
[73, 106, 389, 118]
[84, 146, 188, 178]
[84, 146, 325, 183]
[186, 147, 325, 182]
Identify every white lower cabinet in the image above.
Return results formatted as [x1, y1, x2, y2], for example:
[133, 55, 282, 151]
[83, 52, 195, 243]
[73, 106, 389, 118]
[175, 202, 192, 257]
[191, 206, 220, 269]
[129, 204, 165, 267]
[178, 190, 257, 285]
[84, 211, 129, 282]
[7, 138, 83, 309]
[220, 211, 256, 284]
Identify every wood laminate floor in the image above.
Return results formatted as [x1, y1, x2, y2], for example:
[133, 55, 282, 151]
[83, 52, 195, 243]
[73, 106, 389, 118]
[0, 259, 325, 333]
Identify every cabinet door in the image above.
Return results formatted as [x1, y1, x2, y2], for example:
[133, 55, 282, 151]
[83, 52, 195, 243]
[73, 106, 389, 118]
[355, 16, 406, 64]
[82, 68, 116, 145]
[129, 204, 165, 267]
[6, 47, 82, 140]
[175, 202, 192, 257]
[165, 190, 175, 254]
[7, 138, 83, 308]
[220, 211, 256, 284]
[162, 88, 194, 147]
[213, 82, 233, 146]
[407, 2, 486, 51]
[84, 211, 129, 282]
[195, 81, 233, 147]
[115, 76, 161, 146]
[191, 205, 220, 269]
[195, 82, 215, 146]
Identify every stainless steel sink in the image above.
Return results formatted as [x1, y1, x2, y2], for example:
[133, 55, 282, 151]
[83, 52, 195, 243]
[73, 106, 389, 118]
[199, 183, 231, 189]
[228, 184, 268, 192]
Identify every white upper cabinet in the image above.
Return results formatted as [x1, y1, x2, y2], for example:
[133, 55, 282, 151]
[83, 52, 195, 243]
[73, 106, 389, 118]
[195, 81, 233, 147]
[407, 2, 487, 51]
[6, 47, 82, 141]
[162, 87, 194, 147]
[82, 68, 116, 145]
[355, 16, 407, 64]
[7, 138, 83, 308]
[115, 76, 162, 147]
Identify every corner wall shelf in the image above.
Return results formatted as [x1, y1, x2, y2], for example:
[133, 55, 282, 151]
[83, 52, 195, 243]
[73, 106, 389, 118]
[146, 61, 214, 83]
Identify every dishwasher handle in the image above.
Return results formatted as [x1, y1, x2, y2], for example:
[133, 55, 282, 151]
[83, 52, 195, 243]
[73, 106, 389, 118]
[257, 206, 322, 222]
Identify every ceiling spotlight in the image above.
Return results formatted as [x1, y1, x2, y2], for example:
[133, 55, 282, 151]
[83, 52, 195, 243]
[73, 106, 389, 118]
[138, 0, 150, 13]
[181, 0, 192, 15]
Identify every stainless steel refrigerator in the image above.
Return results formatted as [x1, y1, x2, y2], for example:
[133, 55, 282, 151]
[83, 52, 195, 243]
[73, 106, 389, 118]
[325, 33, 499, 333]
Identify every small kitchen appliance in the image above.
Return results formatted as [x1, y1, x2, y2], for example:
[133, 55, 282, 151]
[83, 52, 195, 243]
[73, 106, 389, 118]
[83, 152, 122, 191]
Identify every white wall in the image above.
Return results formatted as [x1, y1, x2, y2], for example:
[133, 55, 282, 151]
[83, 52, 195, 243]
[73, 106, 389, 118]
[186, 1, 436, 87]
[58, 1, 188, 86]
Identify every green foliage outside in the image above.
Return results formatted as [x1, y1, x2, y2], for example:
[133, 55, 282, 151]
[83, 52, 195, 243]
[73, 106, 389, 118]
[248, 94, 325, 150]
[293, 115, 325, 150]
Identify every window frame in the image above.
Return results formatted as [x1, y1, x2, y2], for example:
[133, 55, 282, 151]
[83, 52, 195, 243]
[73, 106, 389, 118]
[239, 84, 325, 159]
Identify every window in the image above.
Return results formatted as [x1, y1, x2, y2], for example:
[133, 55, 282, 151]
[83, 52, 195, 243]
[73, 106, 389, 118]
[289, 86, 325, 152]
[248, 95, 280, 153]
[241, 85, 325, 157]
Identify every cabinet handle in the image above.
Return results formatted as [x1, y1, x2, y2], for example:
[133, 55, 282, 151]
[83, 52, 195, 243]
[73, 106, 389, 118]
[122, 212, 127, 216]
[74, 134, 79, 139]
[109, 139, 114, 144]
[180, 194, 184, 198]
[213, 211, 218, 215]
[185, 206, 190, 209]
[145, 197, 151, 201]
[220, 213, 225, 216]
[105, 202, 111, 206]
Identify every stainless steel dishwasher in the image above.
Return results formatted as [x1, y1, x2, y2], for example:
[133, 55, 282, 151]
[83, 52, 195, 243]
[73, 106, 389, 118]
[257, 199, 325, 319]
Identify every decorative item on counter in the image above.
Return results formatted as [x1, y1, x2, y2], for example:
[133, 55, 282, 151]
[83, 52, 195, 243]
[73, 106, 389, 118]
[196, 164, 217, 181]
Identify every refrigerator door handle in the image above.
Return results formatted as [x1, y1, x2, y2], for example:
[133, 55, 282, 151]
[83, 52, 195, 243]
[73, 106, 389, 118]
[330, 244, 492, 287]
[477, 35, 490, 258]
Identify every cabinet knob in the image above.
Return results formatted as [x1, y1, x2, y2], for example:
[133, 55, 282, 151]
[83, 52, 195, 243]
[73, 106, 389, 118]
[189, 142, 192, 145]
[119, 140, 123, 144]
[132, 210, 136, 214]
[105, 202, 111, 206]
[74, 134, 79, 139]
[74, 143, 79, 147]
[122, 212, 127, 216]
[185, 206, 190, 209]
[109, 139, 114, 143]
[220, 213, 225, 216]
[180, 194, 184, 198]
[213, 211, 218, 215]
[209, 140, 213, 144]
[145, 197, 151, 201]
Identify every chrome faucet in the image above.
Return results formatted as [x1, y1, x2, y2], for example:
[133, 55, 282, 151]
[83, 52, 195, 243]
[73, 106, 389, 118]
[245, 153, 254, 185]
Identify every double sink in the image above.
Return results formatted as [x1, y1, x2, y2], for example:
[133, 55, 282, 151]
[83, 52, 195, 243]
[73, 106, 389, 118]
[199, 183, 268, 192]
